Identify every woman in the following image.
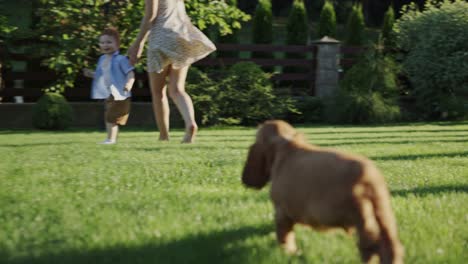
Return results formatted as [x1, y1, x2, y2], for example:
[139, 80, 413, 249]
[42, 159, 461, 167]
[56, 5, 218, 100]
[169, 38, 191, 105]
[128, 0, 216, 143]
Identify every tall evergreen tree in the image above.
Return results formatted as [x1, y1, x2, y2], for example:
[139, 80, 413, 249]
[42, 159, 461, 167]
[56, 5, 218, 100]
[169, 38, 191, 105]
[252, 0, 273, 64]
[286, 0, 309, 46]
[318, 1, 336, 38]
[345, 3, 366, 46]
[283, 0, 309, 89]
[381, 5, 395, 51]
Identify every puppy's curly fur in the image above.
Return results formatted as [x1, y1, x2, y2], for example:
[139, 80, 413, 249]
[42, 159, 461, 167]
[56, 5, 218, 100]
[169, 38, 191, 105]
[242, 120, 404, 264]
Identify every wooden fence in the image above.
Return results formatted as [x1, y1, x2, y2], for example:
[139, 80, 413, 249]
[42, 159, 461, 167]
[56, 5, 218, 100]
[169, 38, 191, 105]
[0, 43, 362, 102]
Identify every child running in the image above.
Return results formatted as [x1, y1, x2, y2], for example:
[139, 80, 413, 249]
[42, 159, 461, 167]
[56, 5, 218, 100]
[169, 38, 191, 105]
[83, 27, 135, 144]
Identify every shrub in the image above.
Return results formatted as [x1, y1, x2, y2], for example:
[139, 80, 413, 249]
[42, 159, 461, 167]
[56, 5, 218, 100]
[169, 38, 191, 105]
[217, 62, 297, 125]
[32, 92, 73, 130]
[325, 91, 401, 124]
[344, 3, 365, 46]
[324, 45, 401, 124]
[393, 0, 468, 120]
[288, 96, 324, 124]
[186, 67, 220, 126]
[340, 46, 400, 97]
[187, 63, 297, 126]
[439, 95, 468, 120]
[252, 0, 273, 67]
[318, 1, 336, 38]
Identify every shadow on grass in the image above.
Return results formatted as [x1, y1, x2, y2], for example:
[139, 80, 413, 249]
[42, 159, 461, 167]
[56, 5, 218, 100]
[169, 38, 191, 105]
[5, 225, 273, 264]
[308, 134, 466, 141]
[0, 128, 102, 134]
[0, 142, 83, 148]
[135, 145, 248, 152]
[305, 129, 468, 135]
[0, 127, 253, 135]
[317, 139, 467, 147]
[371, 151, 468, 161]
[198, 137, 253, 142]
[392, 185, 468, 198]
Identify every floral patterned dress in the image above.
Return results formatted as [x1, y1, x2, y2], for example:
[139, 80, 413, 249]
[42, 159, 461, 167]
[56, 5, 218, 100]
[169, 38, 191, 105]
[147, 0, 216, 73]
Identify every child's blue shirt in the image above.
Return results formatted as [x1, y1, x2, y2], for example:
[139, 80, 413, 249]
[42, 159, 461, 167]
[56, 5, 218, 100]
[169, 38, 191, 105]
[91, 51, 135, 99]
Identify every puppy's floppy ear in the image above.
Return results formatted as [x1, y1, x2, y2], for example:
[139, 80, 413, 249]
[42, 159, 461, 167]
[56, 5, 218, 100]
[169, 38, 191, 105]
[242, 143, 271, 189]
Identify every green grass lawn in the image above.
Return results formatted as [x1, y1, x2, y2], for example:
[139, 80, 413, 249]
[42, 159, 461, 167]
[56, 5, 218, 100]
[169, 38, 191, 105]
[1, 122, 467, 264]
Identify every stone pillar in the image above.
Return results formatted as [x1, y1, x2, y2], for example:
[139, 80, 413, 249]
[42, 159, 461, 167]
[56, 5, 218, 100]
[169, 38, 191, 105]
[313, 36, 340, 98]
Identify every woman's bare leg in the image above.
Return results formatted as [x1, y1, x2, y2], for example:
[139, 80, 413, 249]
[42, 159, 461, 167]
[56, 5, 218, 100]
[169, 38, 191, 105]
[167, 65, 198, 143]
[148, 67, 170, 140]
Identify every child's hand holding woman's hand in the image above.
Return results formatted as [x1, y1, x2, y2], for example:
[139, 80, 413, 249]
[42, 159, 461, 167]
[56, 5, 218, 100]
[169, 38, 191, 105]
[83, 68, 95, 78]
[128, 42, 144, 66]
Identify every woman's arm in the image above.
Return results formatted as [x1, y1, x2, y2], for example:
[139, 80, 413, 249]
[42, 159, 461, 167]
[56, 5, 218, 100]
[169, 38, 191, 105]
[128, 0, 159, 65]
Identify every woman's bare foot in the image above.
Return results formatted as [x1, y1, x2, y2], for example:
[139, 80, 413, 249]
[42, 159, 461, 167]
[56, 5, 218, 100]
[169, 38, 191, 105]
[182, 124, 197, 143]
[159, 132, 169, 141]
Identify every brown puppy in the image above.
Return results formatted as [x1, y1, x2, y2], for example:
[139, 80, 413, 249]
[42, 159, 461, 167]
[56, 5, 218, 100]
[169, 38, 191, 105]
[242, 120, 404, 264]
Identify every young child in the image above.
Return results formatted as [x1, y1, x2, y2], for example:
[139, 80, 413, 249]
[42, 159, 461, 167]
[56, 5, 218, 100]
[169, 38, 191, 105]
[83, 27, 135, 145]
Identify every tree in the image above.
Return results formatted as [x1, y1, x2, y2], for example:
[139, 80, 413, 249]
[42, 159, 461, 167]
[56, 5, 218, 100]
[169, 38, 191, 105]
[381, 5, 395, 51]
[318, 1, 336, 38]
[216, 0, 242, 58]
[283, 0, 309, 89]
[0, 15, 17, 91]
[0, 15, 17, 39]
[334, 0, 354, 24]
[345, 3, 366, 46]
[394, 0, 468, 120]
[286, 0, 309, 46]
[35, 0, 250, 92]
[252, 0, 273, 63]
